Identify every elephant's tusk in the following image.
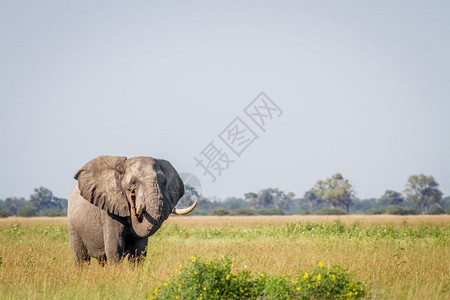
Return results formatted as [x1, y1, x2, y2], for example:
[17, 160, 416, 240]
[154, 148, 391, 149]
[172, 200, 198, 215]
[137, 204, 143, 218]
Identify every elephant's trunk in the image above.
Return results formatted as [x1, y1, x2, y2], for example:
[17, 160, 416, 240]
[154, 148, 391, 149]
[129, 190, 169, 238]
[130, 213, 159, 237]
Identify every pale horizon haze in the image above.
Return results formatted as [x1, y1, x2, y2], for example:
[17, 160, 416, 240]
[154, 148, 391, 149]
[0, 1, 449, 201]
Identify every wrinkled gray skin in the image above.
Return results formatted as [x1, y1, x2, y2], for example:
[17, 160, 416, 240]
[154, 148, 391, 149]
[68, 156, 184, 264]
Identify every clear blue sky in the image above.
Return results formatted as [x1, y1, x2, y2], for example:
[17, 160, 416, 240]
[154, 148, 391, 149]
[1, 1, 449, 201]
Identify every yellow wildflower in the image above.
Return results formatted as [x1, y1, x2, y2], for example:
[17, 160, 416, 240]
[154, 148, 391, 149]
[315, 274, 322, 281]
[317, 261, 324, 268]
[283, 274, 286, 278]
[226, 274, 231, 280]
[154, 287, 158, 293]
[296, 287, 301, 291]
[203, 287, 207, 291]
[163, 282, 167, 286]
[303, 272, 308, 280]
[260, 273, 265, 277]
[175, 296, 179, 300]
[331, 274, 336, 281]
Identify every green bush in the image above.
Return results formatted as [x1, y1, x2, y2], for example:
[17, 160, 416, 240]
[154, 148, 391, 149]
[426, 206, 445, 215]
[314, 208, 348, 215]
[446, 207, 450, 215]
[210, 208, 230, 216]
[385, 206, 419, 215]
[18, 206, 37, 217]
[295, 262, 366, 299]
[294, 210, 311, 215]
[256, 209, 285, 215]
[0, 209, 12, 218]
[187, 209, 209, 216]
[230, 208, 255, 216]
[149, 256, 366, 299]
[368, 207, 386, 215]
[40, 209, 67, 217]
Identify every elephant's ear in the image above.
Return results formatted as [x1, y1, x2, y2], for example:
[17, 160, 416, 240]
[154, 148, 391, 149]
[74, 156, 130, 217]
[158, 159, 184, 207]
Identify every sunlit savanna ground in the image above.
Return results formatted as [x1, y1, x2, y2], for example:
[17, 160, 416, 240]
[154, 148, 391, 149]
[0, 215, 449, 299]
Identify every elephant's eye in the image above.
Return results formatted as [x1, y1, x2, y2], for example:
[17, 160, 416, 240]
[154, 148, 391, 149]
[129, 179, 137, 189]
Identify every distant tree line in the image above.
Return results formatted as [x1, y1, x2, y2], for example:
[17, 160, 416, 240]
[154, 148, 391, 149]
[177, 173, 450, 216]
[0, 187, 67, 217]
[2, 173, 449, 218]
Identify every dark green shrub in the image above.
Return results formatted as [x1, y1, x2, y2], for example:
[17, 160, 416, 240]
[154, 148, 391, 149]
[314, 208, 347, 215]
[446, 207, 450, 215]
[385, 206, 419, 215]
[187, 209, 208, 216]
[149, 256, 367, 299]
[256, 209, 285, 215]
[40, 209, 67, 217]
[230, 208, 255, 216]
[210, 208, 230, 216]
[368, 207, 386, 215]
[294, 210, 311, 215]
[0, 209, 11, 218]
[18, 206, 37, 217]
[426, 206, 445, 215]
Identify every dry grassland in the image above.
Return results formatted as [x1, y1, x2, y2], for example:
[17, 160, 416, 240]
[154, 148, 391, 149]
[0, 215, 448, 299]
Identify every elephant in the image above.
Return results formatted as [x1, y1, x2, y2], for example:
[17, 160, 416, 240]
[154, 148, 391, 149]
[67, 155, 197, 264]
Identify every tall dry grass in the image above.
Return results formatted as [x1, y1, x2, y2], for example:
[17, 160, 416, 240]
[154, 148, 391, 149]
[0, 215, 449, 299]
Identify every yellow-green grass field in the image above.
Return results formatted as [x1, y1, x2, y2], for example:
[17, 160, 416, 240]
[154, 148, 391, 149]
[0, 215, 449, 299]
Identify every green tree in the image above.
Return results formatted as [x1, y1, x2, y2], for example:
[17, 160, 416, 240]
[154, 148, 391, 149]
[0, 197, 27, 215]
[223, 197, 248, 211]
[404, 174, 442, 213]
[380, 190, 404, 206]
[244, 192, 259, 209]
[313, 173, 355, 213]
[178, 185, 200, 207]
[302, 189, 323, 211]
[18, 206, 37, 217]
[245, 188, 295, 210]
[29, 187, 57, 213]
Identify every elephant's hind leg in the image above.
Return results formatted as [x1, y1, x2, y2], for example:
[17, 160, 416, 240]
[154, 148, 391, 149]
[69, 231, 90, 265]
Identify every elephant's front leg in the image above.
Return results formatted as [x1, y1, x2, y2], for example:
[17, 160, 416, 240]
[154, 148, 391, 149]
[103, 230, 126, 263]
[102, 214, 127, 263]
[128, 238, 148, 262]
